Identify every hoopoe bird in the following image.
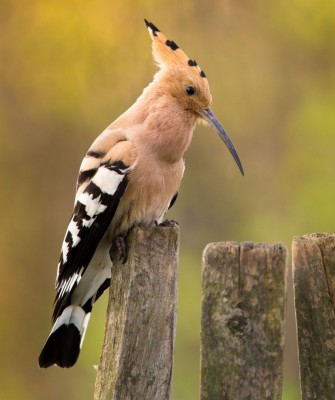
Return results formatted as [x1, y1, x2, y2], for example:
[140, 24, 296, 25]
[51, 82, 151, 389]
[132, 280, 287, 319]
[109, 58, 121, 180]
[38, 19, 243, 368]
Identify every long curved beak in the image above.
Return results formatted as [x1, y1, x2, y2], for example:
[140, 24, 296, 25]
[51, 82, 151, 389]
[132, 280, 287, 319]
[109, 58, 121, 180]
[200, 108, 244, 176]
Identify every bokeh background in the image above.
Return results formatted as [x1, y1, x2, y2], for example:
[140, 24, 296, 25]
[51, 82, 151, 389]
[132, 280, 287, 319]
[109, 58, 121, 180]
[1, 0, 335, 399]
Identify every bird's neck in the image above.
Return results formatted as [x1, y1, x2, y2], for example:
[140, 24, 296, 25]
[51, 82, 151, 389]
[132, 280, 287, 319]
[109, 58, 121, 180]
[112, 81, 197, 164]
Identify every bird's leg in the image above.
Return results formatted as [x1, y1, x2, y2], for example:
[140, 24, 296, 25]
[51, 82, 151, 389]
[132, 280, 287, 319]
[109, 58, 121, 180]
[157, 219, 179, 227]
[114, 235, 128, 264]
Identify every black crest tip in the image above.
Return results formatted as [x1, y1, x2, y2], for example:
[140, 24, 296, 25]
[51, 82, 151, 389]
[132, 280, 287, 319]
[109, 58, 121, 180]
[165, 39, 179, 51]
[144, 19, 160, 36]
[188, 59, 198, 67]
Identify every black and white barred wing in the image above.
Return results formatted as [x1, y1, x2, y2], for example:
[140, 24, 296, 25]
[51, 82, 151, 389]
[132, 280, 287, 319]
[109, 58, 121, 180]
[53, 159, 129, 321]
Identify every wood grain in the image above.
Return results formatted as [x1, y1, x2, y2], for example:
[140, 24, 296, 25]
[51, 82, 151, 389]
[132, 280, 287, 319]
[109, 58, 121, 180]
[292, 233, 335, 400]
[94, 225, 179, 400]
[201, 241, 287, 400]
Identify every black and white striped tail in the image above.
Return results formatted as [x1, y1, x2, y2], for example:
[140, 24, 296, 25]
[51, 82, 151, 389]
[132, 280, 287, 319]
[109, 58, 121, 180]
[38, 305, 90, 368]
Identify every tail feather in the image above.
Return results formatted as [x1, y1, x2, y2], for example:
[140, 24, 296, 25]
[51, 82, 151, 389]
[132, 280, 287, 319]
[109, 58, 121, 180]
[38, 305, 90, 368]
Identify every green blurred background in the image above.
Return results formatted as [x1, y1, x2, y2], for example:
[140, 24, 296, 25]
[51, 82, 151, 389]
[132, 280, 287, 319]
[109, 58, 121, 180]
[1, 0, 334, 399]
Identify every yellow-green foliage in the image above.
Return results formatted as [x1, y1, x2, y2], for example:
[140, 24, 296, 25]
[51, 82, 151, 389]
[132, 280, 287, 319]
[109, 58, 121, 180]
[1, 1, 334, 399]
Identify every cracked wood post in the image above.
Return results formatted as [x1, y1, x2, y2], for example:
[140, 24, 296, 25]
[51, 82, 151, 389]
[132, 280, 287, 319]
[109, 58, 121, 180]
[292, 233, 335, 400]
[201, 241, 288, 400]
[94, 225, 179, 400]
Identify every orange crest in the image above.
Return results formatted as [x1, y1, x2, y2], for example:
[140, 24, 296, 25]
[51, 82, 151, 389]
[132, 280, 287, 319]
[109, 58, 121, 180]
[144, 19, 207, 79]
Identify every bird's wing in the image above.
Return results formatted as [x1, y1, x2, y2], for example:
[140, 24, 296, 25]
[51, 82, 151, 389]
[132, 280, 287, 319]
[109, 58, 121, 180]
[168, 192, 178, 210]
[53, 136, 136, 321]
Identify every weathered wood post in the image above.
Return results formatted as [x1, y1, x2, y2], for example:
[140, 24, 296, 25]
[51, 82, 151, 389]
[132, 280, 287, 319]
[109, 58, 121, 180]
[292, 233, 335, 400]
[201, 241, 288, 400]
[94, 225, 179, 400]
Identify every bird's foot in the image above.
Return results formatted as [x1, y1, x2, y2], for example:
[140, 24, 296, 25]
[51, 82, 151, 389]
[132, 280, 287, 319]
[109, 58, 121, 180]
[114, 235, 128, 264]
[157, 219, 179, 227]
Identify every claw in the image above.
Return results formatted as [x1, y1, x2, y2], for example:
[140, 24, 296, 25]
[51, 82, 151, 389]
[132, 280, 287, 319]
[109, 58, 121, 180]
[114, 235, 128, 264]
[158, 219, 179, 227]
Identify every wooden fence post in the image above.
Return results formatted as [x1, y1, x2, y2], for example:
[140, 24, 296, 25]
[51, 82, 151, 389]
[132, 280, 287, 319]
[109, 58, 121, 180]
[94, 225, 179, 400]
[201, 241, 288, 400]
[292, 233, 335, 400]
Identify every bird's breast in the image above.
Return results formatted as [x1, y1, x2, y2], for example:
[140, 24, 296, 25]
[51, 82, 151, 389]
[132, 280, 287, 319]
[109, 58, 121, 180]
[110, 157, 184, 236]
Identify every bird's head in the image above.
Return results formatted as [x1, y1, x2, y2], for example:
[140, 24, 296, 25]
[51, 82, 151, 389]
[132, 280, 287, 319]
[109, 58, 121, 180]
[145, 19, 244, 176]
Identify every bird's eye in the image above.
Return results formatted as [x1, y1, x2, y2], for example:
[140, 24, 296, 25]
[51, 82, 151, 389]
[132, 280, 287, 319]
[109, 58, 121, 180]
[185, 85, 196, 96]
